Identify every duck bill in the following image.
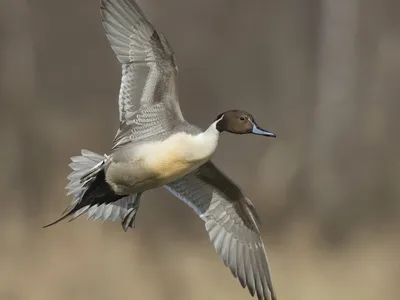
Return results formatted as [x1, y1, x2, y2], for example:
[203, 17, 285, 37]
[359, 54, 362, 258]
[251, 123, 276, 137]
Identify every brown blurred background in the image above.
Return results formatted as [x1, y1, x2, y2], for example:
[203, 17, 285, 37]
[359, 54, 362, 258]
[1, 0, 400, 299]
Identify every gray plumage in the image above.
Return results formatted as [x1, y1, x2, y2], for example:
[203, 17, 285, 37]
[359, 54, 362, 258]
[44, 1, 277, 299]
[101, 0, 185, 149]
[166, 161, 276, 300]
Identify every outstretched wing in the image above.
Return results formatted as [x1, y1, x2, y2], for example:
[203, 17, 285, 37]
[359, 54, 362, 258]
[165, 161, 277, 300]
[100, 0, 185, 150]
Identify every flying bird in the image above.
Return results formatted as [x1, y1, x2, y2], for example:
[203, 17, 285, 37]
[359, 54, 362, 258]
[44, 1, 277, 299]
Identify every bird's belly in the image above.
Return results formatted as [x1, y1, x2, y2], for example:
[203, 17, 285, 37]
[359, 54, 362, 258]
[147, 154, 203, 183]
[107, 143, 209, 195]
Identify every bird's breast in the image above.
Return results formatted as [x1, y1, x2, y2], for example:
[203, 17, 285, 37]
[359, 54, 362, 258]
[141, 133, 211, 182]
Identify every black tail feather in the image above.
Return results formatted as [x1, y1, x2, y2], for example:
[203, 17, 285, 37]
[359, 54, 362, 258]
[43, 169, 125, 228]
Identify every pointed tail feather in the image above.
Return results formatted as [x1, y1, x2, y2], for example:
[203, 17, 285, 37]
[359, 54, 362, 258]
[43, 149, 141, 229]
[43, 196, 137, 228]
[43, 150, 111, 227]
[43, 149, 106, 227]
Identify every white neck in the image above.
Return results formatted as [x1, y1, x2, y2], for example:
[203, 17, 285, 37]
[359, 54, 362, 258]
[189, 119, 221, 161]
[201, 119, 221, 140]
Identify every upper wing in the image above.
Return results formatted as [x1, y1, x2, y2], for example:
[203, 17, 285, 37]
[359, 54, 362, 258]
[100, 0, 185, 150]
[165, 161, 277, 300]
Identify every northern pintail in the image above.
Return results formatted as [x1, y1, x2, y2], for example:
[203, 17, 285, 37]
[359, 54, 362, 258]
[44, 1, 277, 299]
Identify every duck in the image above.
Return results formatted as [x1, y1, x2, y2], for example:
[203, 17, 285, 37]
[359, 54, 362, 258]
[44, 1, 277, 299]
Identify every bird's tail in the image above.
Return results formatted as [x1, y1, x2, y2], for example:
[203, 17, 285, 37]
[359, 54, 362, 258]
[43, 149, 136, 228]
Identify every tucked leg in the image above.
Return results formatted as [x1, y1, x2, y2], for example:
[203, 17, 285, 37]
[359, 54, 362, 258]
[121, 192, 142, 231]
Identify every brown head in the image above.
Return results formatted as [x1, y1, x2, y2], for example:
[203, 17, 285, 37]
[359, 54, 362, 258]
[215, 110, 276, 137]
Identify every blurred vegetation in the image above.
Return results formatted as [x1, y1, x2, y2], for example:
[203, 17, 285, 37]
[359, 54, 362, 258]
[0, 0, 399, 299]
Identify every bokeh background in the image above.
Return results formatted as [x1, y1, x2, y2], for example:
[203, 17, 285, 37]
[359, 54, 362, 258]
[1, 0, 399, 299]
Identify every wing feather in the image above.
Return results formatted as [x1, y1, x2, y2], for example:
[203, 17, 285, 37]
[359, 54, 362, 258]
[100, 0, 185, 150]
[165, 161, 277, 300]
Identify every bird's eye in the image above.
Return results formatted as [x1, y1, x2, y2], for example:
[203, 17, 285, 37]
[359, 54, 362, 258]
[240, 117, 245, 121]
